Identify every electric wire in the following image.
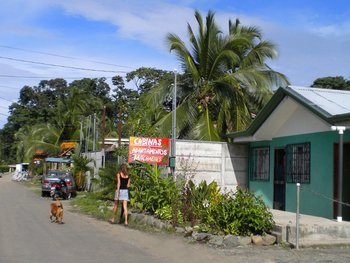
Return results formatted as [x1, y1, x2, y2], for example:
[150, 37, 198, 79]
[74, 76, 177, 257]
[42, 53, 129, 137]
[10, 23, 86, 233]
[0, 45, 135, 69]
[301, 185, 350, 207]
[0, 56, 128, 73]
[0, 74, 118, 79]
[0, 85, 18, 90]
[0, 96, 15, 103]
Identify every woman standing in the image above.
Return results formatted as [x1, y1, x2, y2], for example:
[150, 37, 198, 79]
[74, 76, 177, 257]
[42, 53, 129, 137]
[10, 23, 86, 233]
[109, 164, 130, 226]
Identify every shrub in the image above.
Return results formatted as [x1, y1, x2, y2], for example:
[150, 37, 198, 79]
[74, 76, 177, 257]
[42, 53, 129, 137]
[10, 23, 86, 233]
[0, 165, 8, 173]
[129, 162, 180, 214]
[204, 187, 274, 236]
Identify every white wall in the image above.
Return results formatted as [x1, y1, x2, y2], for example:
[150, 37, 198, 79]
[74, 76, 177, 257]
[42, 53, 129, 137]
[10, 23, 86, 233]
[85, 140, 248, 193]
[175, 140, 248, 192]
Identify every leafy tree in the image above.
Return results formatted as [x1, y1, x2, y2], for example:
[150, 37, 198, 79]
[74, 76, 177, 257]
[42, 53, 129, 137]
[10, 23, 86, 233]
[0, 125, 17, 163]
[311, 76, 350, 90]
[69, 78, 111, 103]
[143, 10, 288, 141]
[112, 75, 139, 139]
[126, 67, 172, 94]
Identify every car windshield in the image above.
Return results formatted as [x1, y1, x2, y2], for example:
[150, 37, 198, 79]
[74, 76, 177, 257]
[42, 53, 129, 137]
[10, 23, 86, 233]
[47, 171, 71, 178]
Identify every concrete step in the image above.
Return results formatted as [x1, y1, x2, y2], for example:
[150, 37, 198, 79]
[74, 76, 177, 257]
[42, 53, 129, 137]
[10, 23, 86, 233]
[271, 209, 350, 247]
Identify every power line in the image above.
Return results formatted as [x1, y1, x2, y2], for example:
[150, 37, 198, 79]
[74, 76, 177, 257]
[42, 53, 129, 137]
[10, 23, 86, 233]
[0, 113, 9, 117]
[0, 105, 8, 109]
[0, 45, 135, 69]
[0, 56, 128, 73]
[0, 85, 18, 90]
[0, 74, 118, 79]
[0, 96, 15, 103]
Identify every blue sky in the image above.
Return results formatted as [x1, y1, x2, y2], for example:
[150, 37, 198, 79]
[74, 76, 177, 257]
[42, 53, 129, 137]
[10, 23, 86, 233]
[1, 0, 350, 128]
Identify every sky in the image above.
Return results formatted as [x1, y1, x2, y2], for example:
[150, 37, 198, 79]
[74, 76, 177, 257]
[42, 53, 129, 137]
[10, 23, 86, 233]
[0, 0, 350, 128]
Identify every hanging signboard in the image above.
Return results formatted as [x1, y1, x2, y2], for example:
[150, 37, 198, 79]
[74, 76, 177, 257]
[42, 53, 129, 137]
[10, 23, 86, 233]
[128, 137, 170, 165]
[60, 142, 77, 149]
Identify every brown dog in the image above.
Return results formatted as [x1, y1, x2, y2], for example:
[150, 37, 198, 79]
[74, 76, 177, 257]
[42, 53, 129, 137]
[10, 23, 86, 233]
[50, 199, 64, 224]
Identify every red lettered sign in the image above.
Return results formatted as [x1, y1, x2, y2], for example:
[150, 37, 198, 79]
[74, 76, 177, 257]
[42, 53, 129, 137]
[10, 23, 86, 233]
[128, 137, 170, 165]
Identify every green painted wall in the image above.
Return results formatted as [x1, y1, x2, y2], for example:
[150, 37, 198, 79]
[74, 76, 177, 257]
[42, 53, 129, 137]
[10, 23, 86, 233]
[249, 131, 350, 219]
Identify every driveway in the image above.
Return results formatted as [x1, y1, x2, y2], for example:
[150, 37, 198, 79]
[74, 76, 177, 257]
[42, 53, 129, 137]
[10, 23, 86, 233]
[1, 173, 350, 263]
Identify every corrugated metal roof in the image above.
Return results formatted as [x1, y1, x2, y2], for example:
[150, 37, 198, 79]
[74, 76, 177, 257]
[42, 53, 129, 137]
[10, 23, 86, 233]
[289, 86, 350, 116]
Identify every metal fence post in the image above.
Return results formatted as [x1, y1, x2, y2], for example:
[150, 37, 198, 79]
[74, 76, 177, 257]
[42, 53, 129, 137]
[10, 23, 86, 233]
[296, 183, 300, 250]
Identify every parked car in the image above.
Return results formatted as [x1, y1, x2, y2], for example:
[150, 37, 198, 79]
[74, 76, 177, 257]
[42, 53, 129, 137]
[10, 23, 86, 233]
[41, 170, 76, 198]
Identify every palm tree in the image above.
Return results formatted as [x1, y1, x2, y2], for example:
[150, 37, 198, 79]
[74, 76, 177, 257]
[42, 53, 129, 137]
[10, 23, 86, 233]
[14, 87, 102, 163]
[144, 10, 288, 141]
[15, 124, 63, 162]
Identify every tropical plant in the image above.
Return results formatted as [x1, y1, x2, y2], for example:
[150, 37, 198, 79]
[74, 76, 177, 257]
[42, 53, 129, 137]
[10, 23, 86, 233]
[71, 154, 94, 191]
[143, 10, 289, 141]
[15, 124, 63, 162]
[204, 187, 274, 235]
[129, 162, 179, 213]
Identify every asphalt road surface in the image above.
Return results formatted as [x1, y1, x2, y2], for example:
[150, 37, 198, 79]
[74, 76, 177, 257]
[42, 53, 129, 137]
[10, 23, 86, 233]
[1, 173, 350, 263]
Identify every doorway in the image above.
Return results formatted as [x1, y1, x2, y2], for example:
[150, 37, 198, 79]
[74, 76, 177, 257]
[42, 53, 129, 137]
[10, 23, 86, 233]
[333, 143, 350, 220]
[274, 148, 286, 210]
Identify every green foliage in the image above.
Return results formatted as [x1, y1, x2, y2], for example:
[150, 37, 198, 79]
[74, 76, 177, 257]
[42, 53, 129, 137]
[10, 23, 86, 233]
[204, 188, 274, 235]
[128, 161, 274, 235]
[130, 162, 179, 214]
[180, 180, 220, 226]
[146, 10, 289, 141]
[155, 205, 172, 220]
[96, 161, 120, 198]
[71, 154, 94, 190]
[70, 192, 112, 221]
[311, 76, 350, 90]
[0, 165, 8, 173]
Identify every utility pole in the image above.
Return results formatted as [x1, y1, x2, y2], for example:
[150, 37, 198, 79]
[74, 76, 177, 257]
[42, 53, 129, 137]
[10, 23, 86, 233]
[93, 113, 96, 152]
[79, 116, 83, 152]
[118, 107, 122, 148]
[85, 115, 89, 153]
[171, 69, 177, 179]
[102, 106, 106, 168]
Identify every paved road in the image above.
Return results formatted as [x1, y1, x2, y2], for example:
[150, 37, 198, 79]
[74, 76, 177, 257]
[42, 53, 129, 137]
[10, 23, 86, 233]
[1, 173, 350, 263]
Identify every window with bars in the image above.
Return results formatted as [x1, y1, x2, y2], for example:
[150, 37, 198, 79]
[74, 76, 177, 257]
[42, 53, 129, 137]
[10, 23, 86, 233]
[286, 143, 310, 183]
[250, 147, 270, 181]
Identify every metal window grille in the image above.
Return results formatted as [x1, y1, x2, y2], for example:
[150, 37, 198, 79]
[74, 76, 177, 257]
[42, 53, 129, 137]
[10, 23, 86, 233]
[286, 143, 310, 183]
[251, 147, 270, 181]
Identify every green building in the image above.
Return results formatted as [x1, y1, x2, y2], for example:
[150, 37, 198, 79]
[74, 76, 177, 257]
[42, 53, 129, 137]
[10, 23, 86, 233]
[229, 86, 350, 220]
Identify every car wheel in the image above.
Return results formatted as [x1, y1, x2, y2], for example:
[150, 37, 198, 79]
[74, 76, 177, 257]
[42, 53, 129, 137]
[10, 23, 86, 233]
[42, 191, 46, 197]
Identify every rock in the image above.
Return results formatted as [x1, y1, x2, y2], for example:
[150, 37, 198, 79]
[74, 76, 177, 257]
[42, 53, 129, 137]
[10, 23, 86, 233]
[192, 232, 211, 242]
[154, 220, 165, 229]
[262, 234, 277, 246]
[175, 227, 185, 234]
[208, 235, 224, 247]
[223, 235, 240, 248]
[251, 235, 263, 246]
[238, 236, 252, 246]
[184, 227, 193, 237]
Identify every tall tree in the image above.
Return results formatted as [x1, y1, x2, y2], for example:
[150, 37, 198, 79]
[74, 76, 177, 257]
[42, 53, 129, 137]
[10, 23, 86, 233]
[126, 67, 172, 94]
[311, 76, 350, 90]
[144, 10, 288, 141]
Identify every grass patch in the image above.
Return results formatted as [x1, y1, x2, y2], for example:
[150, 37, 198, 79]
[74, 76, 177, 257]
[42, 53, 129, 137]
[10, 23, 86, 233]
[69, 192, 114, 221]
